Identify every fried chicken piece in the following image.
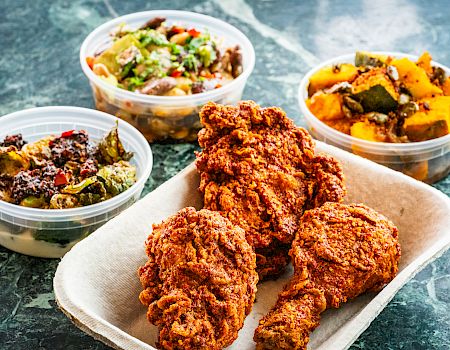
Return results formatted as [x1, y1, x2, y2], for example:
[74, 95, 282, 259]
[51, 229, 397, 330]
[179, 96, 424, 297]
[138, 207, 258, 350]
[254, 202, 401, 349]
[196, 101, 346, 279]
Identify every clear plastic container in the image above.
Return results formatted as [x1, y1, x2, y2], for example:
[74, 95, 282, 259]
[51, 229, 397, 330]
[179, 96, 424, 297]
[0, 106, 153, 257]
[80, 10, 255, 142]
[298, 52, 450, 183]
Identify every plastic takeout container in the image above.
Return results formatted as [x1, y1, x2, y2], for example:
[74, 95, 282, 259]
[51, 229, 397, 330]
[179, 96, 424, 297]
[80, 10, 255, 143]
[298, 52, 450, 183]
[0, 106, 153, 258]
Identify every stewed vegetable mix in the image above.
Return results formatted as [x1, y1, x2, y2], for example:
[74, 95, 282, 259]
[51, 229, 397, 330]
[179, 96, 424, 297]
[0, 124, 136, 209]
[306, 52, 450, 143]
[87, 17, 243, 96]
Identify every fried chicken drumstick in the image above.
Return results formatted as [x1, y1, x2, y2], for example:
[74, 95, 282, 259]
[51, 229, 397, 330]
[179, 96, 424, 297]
[138, 207, 258, 350]
[254, 202, 401, 350]
[196, 101, 346, 279]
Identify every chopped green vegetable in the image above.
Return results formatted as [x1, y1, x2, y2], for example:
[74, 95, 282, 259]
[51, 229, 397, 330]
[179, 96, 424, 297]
[138, 29, 169, 47]
[170, 43, 182, 55]
[187, 36, 207, 52]
[183, 53, 199, 72]
[127, 76, 145, 90]
[120, 62, 135, 79]
[198, 45, 217, 67]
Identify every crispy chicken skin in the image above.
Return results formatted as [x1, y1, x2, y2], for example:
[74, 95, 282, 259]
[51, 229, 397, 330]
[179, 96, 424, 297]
[254, 202, 401, 350]
[138, 207, 258, 350]
[196, 101, 346, 279]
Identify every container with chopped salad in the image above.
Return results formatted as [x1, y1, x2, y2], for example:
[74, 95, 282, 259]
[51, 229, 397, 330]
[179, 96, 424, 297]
[87, 18, 241, 95]
[80, 11, 255, 142]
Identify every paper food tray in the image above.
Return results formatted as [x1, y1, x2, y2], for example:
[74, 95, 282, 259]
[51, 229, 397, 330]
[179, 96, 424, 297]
[54, 141, 450, 350]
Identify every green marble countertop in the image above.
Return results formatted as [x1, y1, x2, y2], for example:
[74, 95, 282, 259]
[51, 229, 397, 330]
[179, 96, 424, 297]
[0, 0, 449, 349]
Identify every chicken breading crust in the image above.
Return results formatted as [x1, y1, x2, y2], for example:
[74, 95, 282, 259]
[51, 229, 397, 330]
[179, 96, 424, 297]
[138, 207, 258, 350]
[196, 101, 346, 279]
[254, 202, 401, 350]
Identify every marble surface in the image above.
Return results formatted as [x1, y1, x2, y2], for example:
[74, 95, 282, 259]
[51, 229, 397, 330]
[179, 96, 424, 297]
[0, 0, 449, 349]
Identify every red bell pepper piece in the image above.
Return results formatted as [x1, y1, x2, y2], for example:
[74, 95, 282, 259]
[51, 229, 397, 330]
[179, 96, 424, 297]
[61, 130, 75, 138]
[86, 56, 95, 70]
[171, 26, 185, 34]
[170, 70, 183, 78]
[54, 170, 68, 186]
[187, 28, 201, 37]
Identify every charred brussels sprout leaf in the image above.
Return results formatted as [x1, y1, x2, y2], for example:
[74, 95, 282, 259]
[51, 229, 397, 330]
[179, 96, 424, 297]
[61, 176, 108, 204]
[20, 195, 47, 208]
[61, 177, 98, 195]
[97, 161, 137, 196]
[78, 193, 104, 206]
[97, 122, 133, 164]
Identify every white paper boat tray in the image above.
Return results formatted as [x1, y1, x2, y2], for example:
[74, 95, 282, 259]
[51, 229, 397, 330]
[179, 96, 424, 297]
[54, 142, 450, 350]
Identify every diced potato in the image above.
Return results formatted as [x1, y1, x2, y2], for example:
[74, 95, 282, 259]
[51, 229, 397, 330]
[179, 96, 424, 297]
[175, 77, 193, 93]
[392, 57, 442, 99]
[403, 96, 450, 141]
[164, 87, 186, 96]
[92, 63, 110, 77]
[169, 32, 190, 45]
[350, 121, 384, 142]
[100, 75, 118, 86]
[308, 63, 358, 96]
[151, 105, 194, 118]
[306, 92, 345, 121]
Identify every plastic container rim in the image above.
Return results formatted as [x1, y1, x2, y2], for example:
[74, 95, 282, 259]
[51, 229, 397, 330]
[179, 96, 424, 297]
[0, 106, 153, 222]
[298, 51, 450, 155]
[80, 10, 255, 106]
